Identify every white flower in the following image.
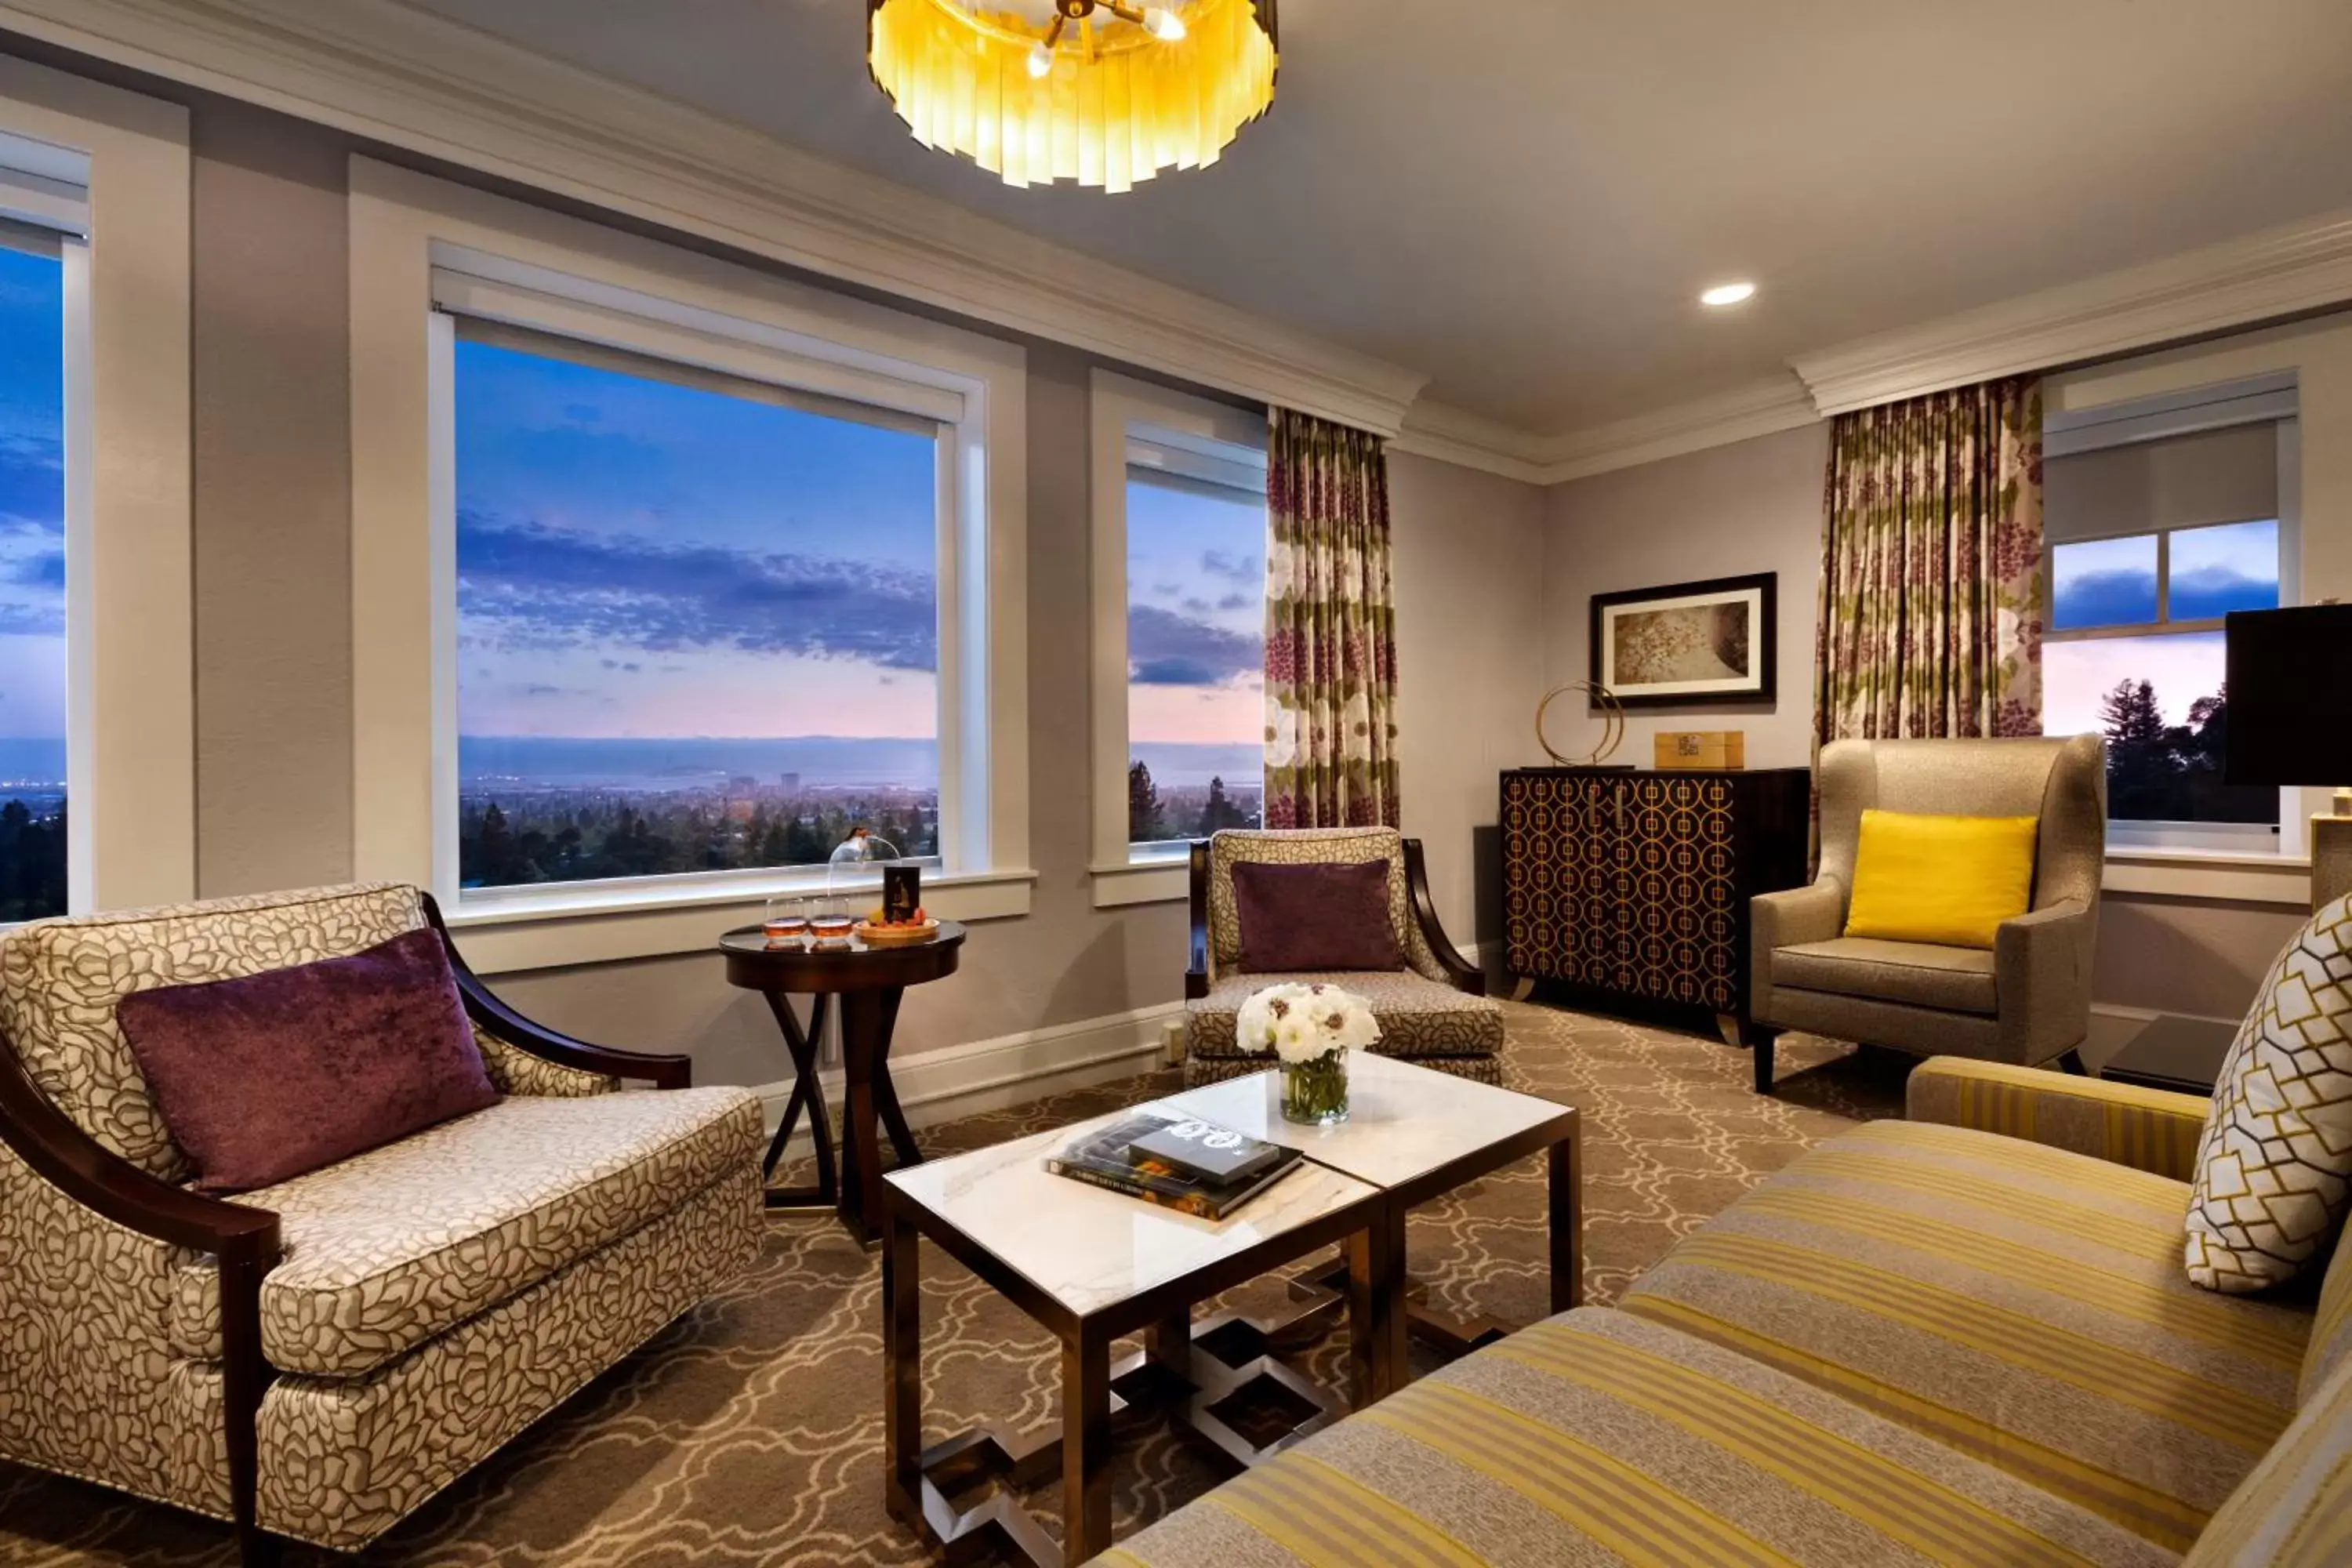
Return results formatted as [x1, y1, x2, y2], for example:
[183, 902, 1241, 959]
[1236, 982, 1380, 1065]
[1263, 702, 1300, 768]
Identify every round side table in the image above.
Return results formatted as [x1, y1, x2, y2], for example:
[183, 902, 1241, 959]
[720, 920, 966, 1247]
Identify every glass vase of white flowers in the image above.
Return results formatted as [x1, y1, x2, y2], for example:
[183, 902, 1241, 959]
[1235, 982, 1381, 1127]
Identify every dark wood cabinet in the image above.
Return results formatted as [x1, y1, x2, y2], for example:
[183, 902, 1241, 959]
[1501, 767, 1810, 1028]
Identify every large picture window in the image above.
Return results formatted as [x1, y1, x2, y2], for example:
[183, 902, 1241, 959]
[0, 236, 67, 920]
[1124, 439, 1265, 846]
[452, 323, 944, 892]
[352, 161, 1030, 968]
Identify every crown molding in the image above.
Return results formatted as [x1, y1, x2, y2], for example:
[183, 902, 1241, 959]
[1793, 209, 2352, 415]
[0, 0, 1429, 435]
[1396, 374, 1818, 487]
[1390, 402, 1554, 484]
[1537, 374, 1820, 482]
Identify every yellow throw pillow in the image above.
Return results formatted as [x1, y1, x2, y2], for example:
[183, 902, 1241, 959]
[1843, 809, 2039, 950]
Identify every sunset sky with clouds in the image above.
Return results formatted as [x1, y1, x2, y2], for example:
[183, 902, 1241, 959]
[454, 337, 941, 741]
[0, 247, 64, 746]
[1124, 476, 1264, 750]
[455, 334, 1270, 760]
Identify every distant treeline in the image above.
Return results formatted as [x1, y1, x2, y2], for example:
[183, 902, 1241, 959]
[0, 798, 67, 923]
[460, 790, 936, 888]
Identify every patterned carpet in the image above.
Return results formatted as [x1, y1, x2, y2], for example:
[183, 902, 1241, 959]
[0, 1000, 1907, 1566]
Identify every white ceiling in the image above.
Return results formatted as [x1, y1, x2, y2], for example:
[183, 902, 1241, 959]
[395, 0, 2352, 436]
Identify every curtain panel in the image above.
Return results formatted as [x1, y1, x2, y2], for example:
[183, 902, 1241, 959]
[1816, 376, 2045, 746]
[1264, 408, 1402, 828]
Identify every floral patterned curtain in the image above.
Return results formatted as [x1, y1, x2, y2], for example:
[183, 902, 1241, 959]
[1816, 376, 2045, 746]
[1264, 408, 1401, 828]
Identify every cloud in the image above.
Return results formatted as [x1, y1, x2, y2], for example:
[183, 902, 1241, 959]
[2169, 566, 2274, 621]
[0, 601, 62, 637]
[1200, 550, 1258, 586]
[0, 436, 63, 531]
[1182, 597, 1212, 615]
[457, 514, 937, 670]
[1216, 592, 1253, 612]
[2053, 569, 2156, 629]
[1128, 604, 1258, 687]
[5, 551, 64, 591]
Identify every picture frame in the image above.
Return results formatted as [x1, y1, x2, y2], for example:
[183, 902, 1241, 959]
[1589, 572, 1777, 709]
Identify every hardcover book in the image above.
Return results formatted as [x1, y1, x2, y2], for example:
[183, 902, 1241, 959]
[1046, 1112, 1301, 1221]
[1127, 1118, 1285, 1185]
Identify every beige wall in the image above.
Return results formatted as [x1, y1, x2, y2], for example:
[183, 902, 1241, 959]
[191, 98, 357, 896]
[1389, 451, 1550, 948]
[1540, 423, 1831, 771]
[93, 67, 1541, 1091]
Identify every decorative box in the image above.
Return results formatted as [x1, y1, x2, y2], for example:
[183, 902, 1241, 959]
[1654, 731, 1746, 771]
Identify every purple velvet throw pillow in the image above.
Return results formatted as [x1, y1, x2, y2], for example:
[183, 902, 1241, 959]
[1232, 859, 1403, 973]
[116, 927, 499, 1193]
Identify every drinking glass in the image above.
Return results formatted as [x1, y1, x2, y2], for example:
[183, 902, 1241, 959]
[809, 894, 855, 948]
[761, 895, 810, 946]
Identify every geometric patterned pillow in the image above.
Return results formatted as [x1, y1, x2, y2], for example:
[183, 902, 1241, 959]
[2186, 894, 2352, 1294]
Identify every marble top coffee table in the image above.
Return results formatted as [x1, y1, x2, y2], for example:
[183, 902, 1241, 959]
[881, 1104, 1382, 1566]
[1163, 1051, 1582, 1400]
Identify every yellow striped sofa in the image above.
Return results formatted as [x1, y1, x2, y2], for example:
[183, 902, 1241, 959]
[1100, 1058, 2352, 1567]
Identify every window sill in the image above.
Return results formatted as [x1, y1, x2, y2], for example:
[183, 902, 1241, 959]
[2101, 845, 2310, 906]
[445, 866, 1037, 975]
[1090, 852, 1191, 909]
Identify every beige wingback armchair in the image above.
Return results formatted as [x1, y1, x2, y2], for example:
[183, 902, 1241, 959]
[0, 883, 764, 1562]
[1748, 736, 2106, 1093]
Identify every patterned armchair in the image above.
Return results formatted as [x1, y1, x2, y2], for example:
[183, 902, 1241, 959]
[0, 884, 764, 1563]
[1184, 828, 1504, 1086]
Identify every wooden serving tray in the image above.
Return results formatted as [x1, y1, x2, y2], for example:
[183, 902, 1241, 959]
[855, 919, 941, 947]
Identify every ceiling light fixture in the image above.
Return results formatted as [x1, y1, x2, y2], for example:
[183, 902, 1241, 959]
[866, 0, 1279, 193]
[1700, 281, 1758, 307]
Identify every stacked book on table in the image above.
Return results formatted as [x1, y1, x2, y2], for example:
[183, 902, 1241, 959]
[1047, 1111, 1301, 1220]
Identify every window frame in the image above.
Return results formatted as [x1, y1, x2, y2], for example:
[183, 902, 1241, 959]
[350, 159, 1031, 973]
[0, 59, 194, 916]
[2042, 380, 2300, 857]
[1087, 371, 1268, 908]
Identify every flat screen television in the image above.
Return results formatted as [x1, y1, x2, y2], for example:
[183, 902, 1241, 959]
[2224, 605, 2352, 786]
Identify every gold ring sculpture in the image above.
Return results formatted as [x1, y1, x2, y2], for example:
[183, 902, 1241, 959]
[1534, 682, 1625, 767]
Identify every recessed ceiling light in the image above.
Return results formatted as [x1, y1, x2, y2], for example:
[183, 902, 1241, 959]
[1700, 281, 1757, 308]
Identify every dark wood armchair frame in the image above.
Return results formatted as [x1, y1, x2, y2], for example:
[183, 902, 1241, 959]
[0, 891, 691, 1566]
[1185, 837, 1485, 1000]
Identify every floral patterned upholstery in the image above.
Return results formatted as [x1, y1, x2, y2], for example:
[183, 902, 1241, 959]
[1192, 830, 1501, 1089]
[255, 1165, 761, 1549]
[0, 882, 430, 1180]
[0, 883, 766, 1552]
[169, 1088, 762, 1377]
[1207, 828, 1451, 985]
[1187, 970, 1504, 1062]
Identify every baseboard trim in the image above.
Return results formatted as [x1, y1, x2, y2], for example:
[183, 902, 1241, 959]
[755, 1000, 1183, 1149]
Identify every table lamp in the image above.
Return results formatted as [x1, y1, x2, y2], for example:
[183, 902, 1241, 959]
[2225, 604, 2352, 911]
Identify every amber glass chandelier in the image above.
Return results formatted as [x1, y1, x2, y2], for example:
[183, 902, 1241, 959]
[866, 0, 1279, 193]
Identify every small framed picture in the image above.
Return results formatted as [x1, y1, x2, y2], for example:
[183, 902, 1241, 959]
[1590, 572, 1777, 708]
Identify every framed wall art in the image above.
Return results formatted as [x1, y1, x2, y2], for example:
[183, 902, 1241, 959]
[1590, 572, 1777, 708]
